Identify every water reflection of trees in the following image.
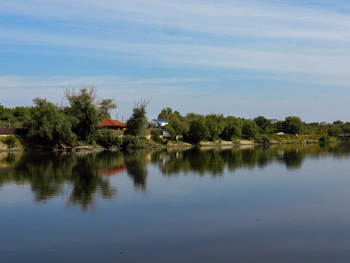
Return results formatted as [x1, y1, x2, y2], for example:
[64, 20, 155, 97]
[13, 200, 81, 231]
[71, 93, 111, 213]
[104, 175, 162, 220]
[0, 152, 118, 211]
[1, 144, 350, 208]
[152, 144, 350, 176]
[124, 150, 149, 189]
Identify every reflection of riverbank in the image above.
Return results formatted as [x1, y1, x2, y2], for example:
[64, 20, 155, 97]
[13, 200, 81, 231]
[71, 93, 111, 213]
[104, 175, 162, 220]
[152, 144, 350, 176]
[1, 144, 350, 210]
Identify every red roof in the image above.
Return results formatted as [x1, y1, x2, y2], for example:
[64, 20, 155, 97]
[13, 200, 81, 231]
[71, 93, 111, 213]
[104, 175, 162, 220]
[99, 119, 126, 128]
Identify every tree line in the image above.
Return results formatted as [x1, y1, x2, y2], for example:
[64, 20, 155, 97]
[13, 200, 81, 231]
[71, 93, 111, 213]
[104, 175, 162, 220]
[1, 86, 350, 147]
[156, 107, 350, 143]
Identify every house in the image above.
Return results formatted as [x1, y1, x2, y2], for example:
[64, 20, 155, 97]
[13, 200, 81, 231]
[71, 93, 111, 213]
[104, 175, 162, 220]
[268, 119, 279, 123]
[98, 119, 127, 135]
[152, 119, 168, 127]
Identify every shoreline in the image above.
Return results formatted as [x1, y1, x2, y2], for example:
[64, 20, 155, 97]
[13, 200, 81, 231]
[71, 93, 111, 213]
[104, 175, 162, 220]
[0, 136, 333, 153]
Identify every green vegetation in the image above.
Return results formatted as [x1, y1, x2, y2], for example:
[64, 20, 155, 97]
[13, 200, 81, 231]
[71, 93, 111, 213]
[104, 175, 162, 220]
[1, 88, 350, 151]
[126, 99, 150, 136]
[25, 98, 77, 145]
[64, 86, 116, 141]
[1, 135, 19, 149]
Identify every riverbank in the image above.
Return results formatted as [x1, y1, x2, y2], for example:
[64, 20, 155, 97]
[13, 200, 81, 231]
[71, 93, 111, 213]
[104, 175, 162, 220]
[0, 133, 340, 152]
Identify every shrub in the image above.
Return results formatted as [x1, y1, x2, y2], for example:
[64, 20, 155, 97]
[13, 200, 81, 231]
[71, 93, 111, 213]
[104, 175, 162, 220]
[151, 130, 162, 143]
[255, 135, 271, 146]
[187, 120, 210, 143]
[242, 120, 259, 139]
[327, 126, 342, 137]
[96, 129, 122, 148]
[3, 135, 18, 149]
[319, 135, 331, 144]
[121, 135, 141, 149]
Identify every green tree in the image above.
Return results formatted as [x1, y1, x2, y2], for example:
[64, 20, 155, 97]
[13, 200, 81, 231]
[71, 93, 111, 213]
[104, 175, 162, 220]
[25, 98, 77, 145]
[254, 116, 271, 133]
[187, 119, 210, 143]
[98, 99, 117, 120]
[221, 116, 242, 140]
[65, 86, 99, 141]
[126, 99, 150, 136]
[327, 126, 342, 137]
[205, 114, 225, 141]
[163, 124, 176, 139]
[242, 120, 259, 139]
[283, 116, 303, 134]
[157, 107, 173, 120]
[65, 86, 116, 141]
[168, 114, 189, 138]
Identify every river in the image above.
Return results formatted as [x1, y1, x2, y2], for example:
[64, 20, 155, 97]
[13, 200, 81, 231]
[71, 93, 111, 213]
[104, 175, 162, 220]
[1, 144, 350, 262]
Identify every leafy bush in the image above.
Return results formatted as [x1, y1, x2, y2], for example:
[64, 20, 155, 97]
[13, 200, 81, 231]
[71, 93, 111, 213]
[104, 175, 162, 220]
[3, 135, 18, 149]
[187, 120, 210, 143]
[221, 117, 242, 140]
[255, 135, 271, 146]
[121, 135, 142, 149]
[163, 124, 176, 140]
[151, 130, 162, 143]
[96, 129, 122, 148]
[319, 135, 331, 143]
[242, 120, 259, 139]
[283, 116, 303, 134]
[327, 126, 342, 137]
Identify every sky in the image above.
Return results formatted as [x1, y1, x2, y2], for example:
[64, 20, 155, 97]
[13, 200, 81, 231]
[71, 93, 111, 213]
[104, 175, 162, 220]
[1, 0, 350, 122]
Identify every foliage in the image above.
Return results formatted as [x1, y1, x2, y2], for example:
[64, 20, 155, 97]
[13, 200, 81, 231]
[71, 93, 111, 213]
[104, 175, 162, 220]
[65, 86, 117, 141]
[283, 116, 303, 134]
[121, 135, 142, 149]
[25, 98, 77, 145]
[342, 124, 350, 134]
[319, 135, 331, 143]
[151, 130, 162, 143]
[3, 135, 19, 149]
[126, 99, 150, 136]
[157, 107, 173, 120]
[168, 114, 189, 137]
[254, 116, 271, 133]
[221, 116, 242, 140]
[186, 119, 210, 143]
[163, 124, 176, 139]
[273, 121, 285, 133]
[65, 86, 99, 141]
[333, 120, 344, 125]
[98, 99, 117, 120]
[206, 114, 225, 141]
[241, 120, 259, 139]
[327, 126, 342, 137]
[255, 135, 271, 146]
[96, 129, 122, 148]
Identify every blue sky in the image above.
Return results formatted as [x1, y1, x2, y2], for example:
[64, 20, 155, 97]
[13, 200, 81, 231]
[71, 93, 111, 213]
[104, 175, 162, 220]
[1, 0, 350, 122]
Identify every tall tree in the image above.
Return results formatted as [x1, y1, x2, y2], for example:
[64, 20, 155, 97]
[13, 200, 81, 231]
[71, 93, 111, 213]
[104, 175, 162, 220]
[126, 99, 150, 136]
[206, 114, 225, 141]
[242, 120, 259, 139]
[65, 86, 116, 141]
[254, 116, 271, 133]
[98, 99, 117, 120]
[283, 116, 303, 134]
[25, 98, 77, 145]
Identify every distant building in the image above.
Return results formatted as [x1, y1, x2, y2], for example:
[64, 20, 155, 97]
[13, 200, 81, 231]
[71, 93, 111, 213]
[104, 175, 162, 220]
[152, 119, 168, 127]
[98, 119, 127, 135]
[268, 119, 279, 123]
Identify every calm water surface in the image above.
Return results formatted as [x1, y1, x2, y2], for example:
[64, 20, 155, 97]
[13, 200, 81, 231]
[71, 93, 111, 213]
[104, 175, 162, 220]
[1, 144, 350, 262]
